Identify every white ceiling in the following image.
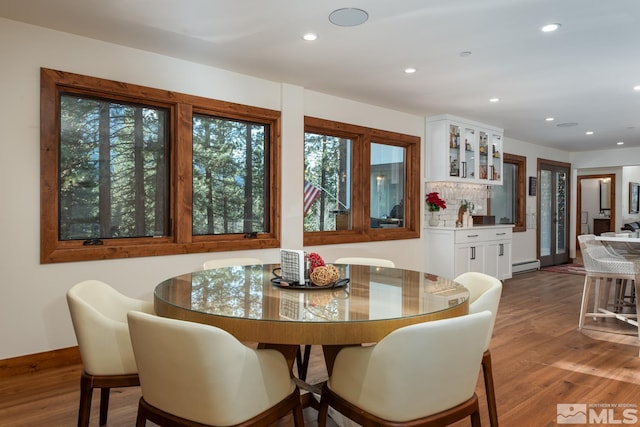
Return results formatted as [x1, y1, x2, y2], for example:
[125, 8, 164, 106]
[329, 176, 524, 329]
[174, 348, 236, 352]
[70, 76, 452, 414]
[2, 0, 640, 152]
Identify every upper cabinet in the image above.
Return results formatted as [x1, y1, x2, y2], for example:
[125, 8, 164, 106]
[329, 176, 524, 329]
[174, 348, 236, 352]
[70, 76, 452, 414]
[426, 115, 503, 185]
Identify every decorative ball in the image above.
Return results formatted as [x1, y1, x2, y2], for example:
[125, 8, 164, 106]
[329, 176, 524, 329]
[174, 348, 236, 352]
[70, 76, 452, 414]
[310, 264, 340, 286]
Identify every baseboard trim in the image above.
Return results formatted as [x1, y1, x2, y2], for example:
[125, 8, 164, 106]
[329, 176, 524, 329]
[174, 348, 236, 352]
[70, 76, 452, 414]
[0, 346, 81, 378]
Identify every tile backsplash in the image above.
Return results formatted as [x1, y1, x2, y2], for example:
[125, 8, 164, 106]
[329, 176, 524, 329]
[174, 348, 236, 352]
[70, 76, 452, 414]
[425, 182, 492, 227]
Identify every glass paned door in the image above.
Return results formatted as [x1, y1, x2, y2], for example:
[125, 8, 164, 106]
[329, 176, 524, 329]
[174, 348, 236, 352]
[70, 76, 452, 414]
[538, 161, 570, 267]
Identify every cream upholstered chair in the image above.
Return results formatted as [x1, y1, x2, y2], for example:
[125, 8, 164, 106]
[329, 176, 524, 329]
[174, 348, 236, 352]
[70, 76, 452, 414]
[317, 311, 492, 427]
[334, 257, 395, 268]
[577, 234, 637, 330]
[454, 272, 503, 427]
[202, 257, 262, 270]
[66, 280, 154, 427]
[127, 311, 304, 427]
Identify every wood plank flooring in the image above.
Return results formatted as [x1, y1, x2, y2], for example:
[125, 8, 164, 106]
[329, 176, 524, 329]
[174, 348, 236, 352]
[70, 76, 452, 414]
[2, 268, 640, 426]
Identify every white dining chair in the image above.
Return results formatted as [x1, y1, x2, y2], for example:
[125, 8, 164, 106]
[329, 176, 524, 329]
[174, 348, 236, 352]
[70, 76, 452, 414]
[66, 280, 154, 427]
[317, 311, 492, 427]
[334, 257, 395, 268]
[202, 257, 262, 270]
[127, 311, 304, 427]
[454, 272, 503, 427]
[577, 234, 637, 330]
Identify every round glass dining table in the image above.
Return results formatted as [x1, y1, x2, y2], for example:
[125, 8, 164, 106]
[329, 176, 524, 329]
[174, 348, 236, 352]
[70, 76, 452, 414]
[155, 263, 468, 350]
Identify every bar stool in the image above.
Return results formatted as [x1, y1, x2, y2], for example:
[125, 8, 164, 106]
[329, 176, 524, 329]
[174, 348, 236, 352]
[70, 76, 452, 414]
[596, 233, 637, 311]
[577, 235, 637, 330]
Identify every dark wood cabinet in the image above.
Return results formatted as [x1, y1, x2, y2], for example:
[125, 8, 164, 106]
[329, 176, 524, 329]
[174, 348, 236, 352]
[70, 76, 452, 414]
[593, 218, 611, 236]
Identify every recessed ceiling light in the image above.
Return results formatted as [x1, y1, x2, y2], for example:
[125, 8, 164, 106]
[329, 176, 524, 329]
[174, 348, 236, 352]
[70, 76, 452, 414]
[634, 85, 640, 91]
[459, 51, 472, 57]
[302, 33, 318, 41]
[541, 23, 561, 32]
[545, 117, 555, 122]
[489, 98, 500, 103]
[329, 8, 368, 27]
[404, 67, 417, 74]
[617, 141, 625, 145]
[557, 122, 578, 128]
[585, 131, 594, 135]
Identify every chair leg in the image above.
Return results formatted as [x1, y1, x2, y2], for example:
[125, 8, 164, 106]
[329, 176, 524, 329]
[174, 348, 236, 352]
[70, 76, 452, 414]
[593, 278, 602, 319]
[317, 393, 330, 427]
[471, 408, 482, 427]
[291, 399, 305, 427]
[78, 373, 93, 427]
[482, 350, 499, 427]
[136, 398, 147, 427]
[579, 276, 592, 329]
[99, 387, 110, 425]
[601, 278, 613, 312]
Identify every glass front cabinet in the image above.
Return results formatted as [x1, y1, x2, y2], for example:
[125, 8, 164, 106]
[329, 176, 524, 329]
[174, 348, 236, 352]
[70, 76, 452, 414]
[426, 115, 503, 185]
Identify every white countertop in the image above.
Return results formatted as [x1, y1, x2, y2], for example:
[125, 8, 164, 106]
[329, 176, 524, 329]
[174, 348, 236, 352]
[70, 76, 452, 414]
[425, 224, 515, 230]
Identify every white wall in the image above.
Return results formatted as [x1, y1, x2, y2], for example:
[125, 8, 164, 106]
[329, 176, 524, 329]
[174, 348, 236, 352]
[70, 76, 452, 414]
[0, 19, 426, 359]
[622, 166, 640, 223]
[0, 17, 583, 360]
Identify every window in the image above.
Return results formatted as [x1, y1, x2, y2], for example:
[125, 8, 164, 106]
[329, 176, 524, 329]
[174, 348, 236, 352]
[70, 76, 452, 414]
[57, 94, 170, 241]
[191, 114, 268, 236]
[41, 68, 280, 263]
[303, 117, 420, 245]
[489, 153, 526, 232]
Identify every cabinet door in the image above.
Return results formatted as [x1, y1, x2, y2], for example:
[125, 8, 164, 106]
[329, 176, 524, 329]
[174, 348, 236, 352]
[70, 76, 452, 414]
[449, 124, 477, 180]
[461, 126, 477, 180]
[478, 129, 503, 184]
[454, 243, 485, 277]
[489, 131, 503, 184]
[478, 130, 490, 181]
[485, 240, 512, 280]
[497, 241, 512, 279]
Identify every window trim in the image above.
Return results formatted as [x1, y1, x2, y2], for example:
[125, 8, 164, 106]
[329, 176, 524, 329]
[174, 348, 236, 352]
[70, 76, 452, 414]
[489, 152, 526, 232]
[40, 68, 281, 263]
[303, 116, 420, 246]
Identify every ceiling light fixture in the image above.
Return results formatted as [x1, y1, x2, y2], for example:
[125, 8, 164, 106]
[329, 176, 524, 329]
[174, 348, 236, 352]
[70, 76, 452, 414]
[545, 117, 555, 121]
[459, 51, 472, 57]
[585, 131, 594, 135]
[489, 98, 500, 103]
[404, 67, 417, 74]
[302, 33, 318, 41]
[541, 23, 561, 32]
[329, 8, 368, 27]
[617, 141, 625, 145]
[556, 122, 578, 128]
[634, 85, 640, 91]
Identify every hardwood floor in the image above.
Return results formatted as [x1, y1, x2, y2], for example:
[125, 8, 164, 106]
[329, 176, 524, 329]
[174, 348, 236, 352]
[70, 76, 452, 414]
[2, 268, 640, 426]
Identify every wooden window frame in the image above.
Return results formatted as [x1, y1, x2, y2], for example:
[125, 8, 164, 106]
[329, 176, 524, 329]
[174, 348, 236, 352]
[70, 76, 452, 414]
[303, 116, 420, 246]
[40, 68, 281, 263]
[489, 152, 526, 232]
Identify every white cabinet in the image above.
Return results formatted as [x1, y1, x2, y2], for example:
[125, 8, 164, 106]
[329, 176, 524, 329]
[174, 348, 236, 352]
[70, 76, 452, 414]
[425, 225, 513, 280]
[426, 114, 503, 185]
[485, 237, 512, 279]
[454, 241, 484, 278]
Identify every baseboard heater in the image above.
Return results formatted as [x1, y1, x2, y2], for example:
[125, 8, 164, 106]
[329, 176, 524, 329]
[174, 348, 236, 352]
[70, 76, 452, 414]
[512, 259, 541, 274]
